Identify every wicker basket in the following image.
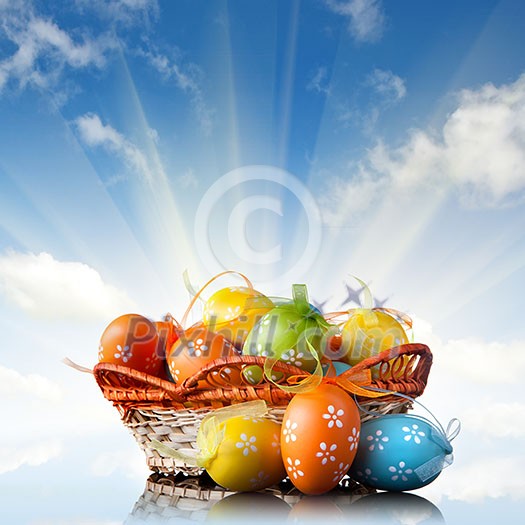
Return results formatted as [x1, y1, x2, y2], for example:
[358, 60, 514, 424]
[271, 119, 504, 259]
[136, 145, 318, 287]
[125, 472, 376, 523]
[94, 343, 432, 475]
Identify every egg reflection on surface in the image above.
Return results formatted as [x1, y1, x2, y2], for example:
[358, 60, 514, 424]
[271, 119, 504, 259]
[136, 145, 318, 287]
[206, 492, 290, 524]
[343, 492, 445, 524]
[287, 495, 345, 523]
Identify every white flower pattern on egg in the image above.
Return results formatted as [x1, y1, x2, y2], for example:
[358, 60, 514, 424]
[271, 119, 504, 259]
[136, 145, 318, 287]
[389, 461, 413, 481]
[315, 442, 337, 465]
[271, 433, 280, 454]
[322, 405, 345, 428]
[283, 420, 298, 443]
[235, 434, 257, 456]
[280, 348, 304, 368]
[356, 467, 378, 482]
[286, 457, 304, 479]
[114, 344, 132, 363]
[225, 305, 241, 320]
[402, 424, 426, 444]
[366, 429, 389, 451]
[250, 470, 270, 488]
[243, 416, 263, 424]
[188, 339, 209, 357]
[348, 427, 360, 451]
[332, 461, 350, 482]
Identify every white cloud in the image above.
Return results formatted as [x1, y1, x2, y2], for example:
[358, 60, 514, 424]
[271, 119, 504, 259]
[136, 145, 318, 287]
[91, 449, 149, 478]
[433, 337, 525, 384]
[318, 169, 387, 224]
[411, 316, 525, 385]
[0, 440, 62, 475]
[321, 73, 525, 225]
[75, 113, 153, 182]
[177, 169, 199, 189]
[324, 0, 385, 43]
[76, 0, 159, 26]
[420, 456, 525, 504]
[0, 5, 113, 95]
[307, 66, 331, 95]
[406, 317, 525, 503]
[0, 365, 62, 402]
[366, 68, 406, 102]
[0, 251, 134, 321]
[31, 521, 122, 525]
[139, 46, 214, 135]
[146, 126, 160, 144]
[461, 402, 525, 438]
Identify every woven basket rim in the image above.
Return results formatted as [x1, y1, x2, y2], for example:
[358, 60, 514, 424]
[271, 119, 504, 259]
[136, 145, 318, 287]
[94, 343, 432, 410]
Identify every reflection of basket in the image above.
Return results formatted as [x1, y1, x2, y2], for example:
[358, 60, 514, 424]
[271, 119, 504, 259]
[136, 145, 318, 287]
[125, 473, 376, 524]
[95, 344, 432, 475]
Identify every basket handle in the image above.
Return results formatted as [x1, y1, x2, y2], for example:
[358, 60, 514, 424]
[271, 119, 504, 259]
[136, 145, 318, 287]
[349, 343, 433, 384]
[93, 362, 186, 402]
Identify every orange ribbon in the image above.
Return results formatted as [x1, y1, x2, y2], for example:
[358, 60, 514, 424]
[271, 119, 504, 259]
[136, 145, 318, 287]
[263, 335, 389, 399]
[284, 366, 389, 399]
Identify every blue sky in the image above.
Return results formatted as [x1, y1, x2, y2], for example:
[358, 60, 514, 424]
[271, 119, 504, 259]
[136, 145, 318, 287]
[1, 1, 525, 523]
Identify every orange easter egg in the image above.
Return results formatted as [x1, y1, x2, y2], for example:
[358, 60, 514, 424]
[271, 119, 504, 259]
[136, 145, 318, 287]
[281, 383, 361, 495]
[166, 327, 235, 385]
[98, 313, 163, 376]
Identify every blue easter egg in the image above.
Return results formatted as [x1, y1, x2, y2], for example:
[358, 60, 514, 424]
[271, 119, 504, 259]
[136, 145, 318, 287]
[322, 361, 353, 376]
[349, 414, 453, 492]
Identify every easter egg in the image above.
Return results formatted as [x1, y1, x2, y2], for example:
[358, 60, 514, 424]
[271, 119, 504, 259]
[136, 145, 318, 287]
[98, 313, 163, 375]
[281, 383, 361, 495]
[349, 414, 453, 492]
[322, 360, 352, 377]
[204, 415, 285, 492]
[243, 305, 329, 373]
[155, 320, 180, 354]
[340, 310, 409, 378]
[241, 365, 284, 385]
[167, 327, 235, 385]
[208, 365, 243, 388]
[203, 286, 273, 348]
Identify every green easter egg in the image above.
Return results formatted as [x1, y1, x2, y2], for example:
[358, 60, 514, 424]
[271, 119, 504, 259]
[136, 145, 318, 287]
[242, 285, 330, 373]
[242, 364, 284, 385]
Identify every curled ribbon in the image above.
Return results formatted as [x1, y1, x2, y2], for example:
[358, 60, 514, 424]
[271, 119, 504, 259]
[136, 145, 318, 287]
[263, 331, 389, 399]
[260, 282, 391, 399]
[151, 400, 268, 468]
[180, 270, 255, 329]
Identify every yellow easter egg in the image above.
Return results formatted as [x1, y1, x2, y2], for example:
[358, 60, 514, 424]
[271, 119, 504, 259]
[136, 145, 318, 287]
[340, 310, 409, 378]
[203, 287, 273, 348]
[205, 415, 285, 492]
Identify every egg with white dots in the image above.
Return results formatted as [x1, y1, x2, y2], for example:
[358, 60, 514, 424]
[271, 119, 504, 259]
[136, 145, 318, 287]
[280, 383, 361, 495]
[349, 414, 454, 492]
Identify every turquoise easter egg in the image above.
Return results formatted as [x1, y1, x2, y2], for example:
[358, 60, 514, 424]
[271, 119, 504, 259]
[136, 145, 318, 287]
[349, 414, 453, 492]
[322, 361, 352, 376]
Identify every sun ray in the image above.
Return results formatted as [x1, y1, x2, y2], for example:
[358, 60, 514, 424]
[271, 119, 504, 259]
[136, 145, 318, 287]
[277, 0, 300, 167]
[116, 47, 203, 307]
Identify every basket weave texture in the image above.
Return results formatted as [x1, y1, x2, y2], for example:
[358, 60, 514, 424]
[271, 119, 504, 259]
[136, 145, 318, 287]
[95, 343, 432, 475]
[125, 472, 376, 523]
